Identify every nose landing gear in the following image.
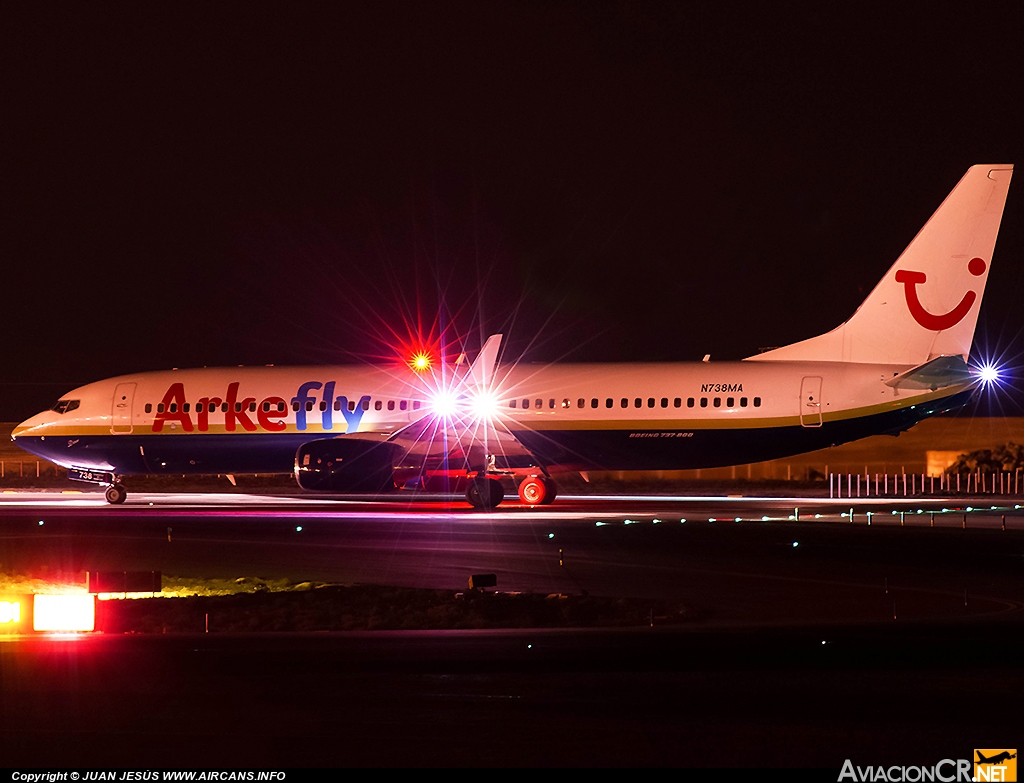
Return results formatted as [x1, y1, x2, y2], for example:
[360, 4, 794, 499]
[104, 483, 127, 504]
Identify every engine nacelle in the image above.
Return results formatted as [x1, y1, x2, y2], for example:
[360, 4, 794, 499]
[294, 438, 400, 493]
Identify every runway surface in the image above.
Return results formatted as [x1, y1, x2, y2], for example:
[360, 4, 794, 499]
[2, 489, 1023, 627]
[3, 490, 1024, 767]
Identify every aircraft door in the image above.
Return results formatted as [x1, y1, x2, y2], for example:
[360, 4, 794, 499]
[111, 382, 137, 434]
[799, 376, 823, 428]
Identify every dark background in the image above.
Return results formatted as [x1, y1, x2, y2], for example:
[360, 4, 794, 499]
[3, 2, 1024, 420]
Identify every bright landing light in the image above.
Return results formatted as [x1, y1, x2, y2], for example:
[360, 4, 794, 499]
[468, 390, 500, 421]
[429, 390, 459, 418]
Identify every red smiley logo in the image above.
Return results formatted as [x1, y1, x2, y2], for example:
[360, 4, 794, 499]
[895, 257, 986, 331]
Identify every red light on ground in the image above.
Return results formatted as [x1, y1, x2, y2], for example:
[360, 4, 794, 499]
[33, 595, 96, 632]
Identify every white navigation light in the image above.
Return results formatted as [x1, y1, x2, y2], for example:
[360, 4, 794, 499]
[978, 364, 1001, 385]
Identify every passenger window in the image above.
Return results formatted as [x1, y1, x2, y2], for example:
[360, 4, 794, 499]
[510, 400, 517, 408]
[661, 398, 668, 408]
[605, 398, 613, 408]
[348, 400, 356, 411]
[727, 397, 734, 408]
[740, 397, 748, 407]
[158, 404, 165, 413]
[277, 402, 285, 412]
[292, 401, 300, 412]
[549, 399, 555, 409]
[754, 397, 761, 407]
[145, 403, 152, 414]
[400, 400, 408, 411]
[523, 399, 530, 409]
[305, 401, 313, 412]
[183, 403, 190, 413]
[387, 400, 395, 411]
[699, 398, 707, 408]
[674, 398, 681, 408]
[713, 398, 721, 408]
[413, 401, 421, 410]
[222, 403, 229, 413]
[591, 398, 598, 408]
[319, 401, 327, 411]
[621, 398, 628, 408]
[169, 403, 177, 413]
[578, 398, 585, 408]
[262, 402, 270, 412]
[536, 399, 543, 409]
[687, 398, 694, 408]
[562, 399, 570, 408]
[361, 400, 369, 411]
[647, 398, 655, 408]
[375, 400, 382, 410]
[634, 398, 641, 408]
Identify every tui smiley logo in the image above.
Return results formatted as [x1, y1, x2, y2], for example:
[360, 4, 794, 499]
[894, 257, 986, 331]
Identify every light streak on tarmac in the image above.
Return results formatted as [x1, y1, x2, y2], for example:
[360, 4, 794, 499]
[0, 490, 1021, 529]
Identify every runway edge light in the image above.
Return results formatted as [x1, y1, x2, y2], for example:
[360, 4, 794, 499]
[33, 594, 96, 633]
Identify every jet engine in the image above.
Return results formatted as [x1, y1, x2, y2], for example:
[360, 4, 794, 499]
[294, 438, 400, 492]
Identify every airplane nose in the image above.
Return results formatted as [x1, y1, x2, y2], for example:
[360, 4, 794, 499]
[11, 413, 46, 441]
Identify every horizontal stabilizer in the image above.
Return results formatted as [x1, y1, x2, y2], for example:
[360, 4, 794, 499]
[883, 355, 972, 390]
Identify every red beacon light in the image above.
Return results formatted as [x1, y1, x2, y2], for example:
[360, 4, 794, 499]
[410, 353, 432, 372]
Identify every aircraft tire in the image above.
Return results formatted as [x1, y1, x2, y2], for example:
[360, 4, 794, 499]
[539, 477, 557, 504]
[105, 484, 128, 505]
[466, 478, 504, 510]
[518, 475, 555, 506]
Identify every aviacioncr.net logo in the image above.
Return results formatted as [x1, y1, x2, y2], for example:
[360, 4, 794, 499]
[974, 749, 1017, 782]
[839, 758, 973, 782]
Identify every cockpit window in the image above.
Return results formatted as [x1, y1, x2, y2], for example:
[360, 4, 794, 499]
[51, 399, 80, 415]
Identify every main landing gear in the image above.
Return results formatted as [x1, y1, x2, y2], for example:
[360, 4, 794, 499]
[466, 476, 505, 510]
[463, 473, 558, 510]
[518, 474, 556, 506]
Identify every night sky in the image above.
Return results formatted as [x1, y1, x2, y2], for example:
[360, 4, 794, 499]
[3, 2, 1024, 420]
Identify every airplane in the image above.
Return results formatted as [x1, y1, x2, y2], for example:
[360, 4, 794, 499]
[11, 164, 1013, 508]
[977, 752, 1017, 765]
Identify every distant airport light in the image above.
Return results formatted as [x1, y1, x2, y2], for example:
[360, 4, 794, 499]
[32, 594, 95, 632]
[0, 600, 22, 624]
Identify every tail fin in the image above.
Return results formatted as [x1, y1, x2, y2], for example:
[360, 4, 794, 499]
[748, 164, 1013, 365]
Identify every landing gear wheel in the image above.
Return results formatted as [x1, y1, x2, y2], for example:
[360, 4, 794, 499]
[518, 475, 556, 506]
[466, 477, 504, 510]
[105, 484, 128, 505]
